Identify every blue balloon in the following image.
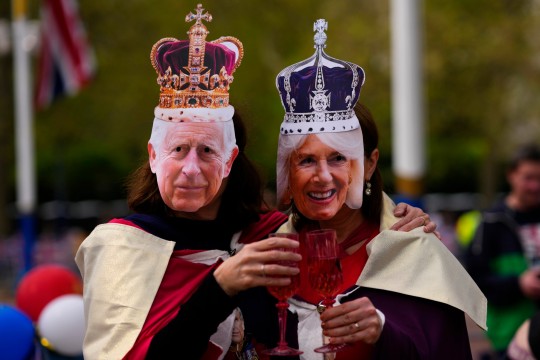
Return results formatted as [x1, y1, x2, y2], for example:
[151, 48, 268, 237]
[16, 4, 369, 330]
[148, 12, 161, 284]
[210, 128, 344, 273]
[0, 304, 35, 360]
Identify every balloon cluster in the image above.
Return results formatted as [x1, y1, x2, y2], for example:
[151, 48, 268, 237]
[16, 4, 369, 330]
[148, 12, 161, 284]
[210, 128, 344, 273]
[0, 264, 85, 359]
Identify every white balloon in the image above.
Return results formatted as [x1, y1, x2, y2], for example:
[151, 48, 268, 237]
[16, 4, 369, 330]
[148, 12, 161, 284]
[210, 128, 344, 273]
[37, 294, 85, 356]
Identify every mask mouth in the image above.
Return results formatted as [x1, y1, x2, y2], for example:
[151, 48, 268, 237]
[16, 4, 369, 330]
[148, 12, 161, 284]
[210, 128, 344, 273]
[177, 184, 206, 190]
[308, 190, 336, 200]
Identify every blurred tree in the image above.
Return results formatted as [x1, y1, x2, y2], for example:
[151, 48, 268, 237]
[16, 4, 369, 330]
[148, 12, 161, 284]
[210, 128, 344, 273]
[2, 0, 540, 224]
[424, 0, 540, 204]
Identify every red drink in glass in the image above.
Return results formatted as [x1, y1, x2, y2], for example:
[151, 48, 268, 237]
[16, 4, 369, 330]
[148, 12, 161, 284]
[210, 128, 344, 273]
[308, 257, 343, 299]
[268, 267, 300, 300]
[306, 229, 348, 353]
[263, 233, 303, 357]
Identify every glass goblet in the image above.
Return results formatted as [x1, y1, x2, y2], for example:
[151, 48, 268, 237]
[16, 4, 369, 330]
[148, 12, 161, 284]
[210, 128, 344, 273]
[306, 228, 347, 353]
[263, 233, 303, 357]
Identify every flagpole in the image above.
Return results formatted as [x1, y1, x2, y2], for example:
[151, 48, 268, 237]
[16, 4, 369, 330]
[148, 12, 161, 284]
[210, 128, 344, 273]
[12, 0, 36, 272]
[390, 0, 425, 206]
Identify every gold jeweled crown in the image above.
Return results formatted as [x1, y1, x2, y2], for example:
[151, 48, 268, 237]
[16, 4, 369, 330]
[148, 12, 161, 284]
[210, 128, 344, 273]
[150, 4, 243, 111]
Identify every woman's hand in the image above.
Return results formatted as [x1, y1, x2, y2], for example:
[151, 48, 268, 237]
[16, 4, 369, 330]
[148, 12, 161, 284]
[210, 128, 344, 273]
[213, 236, 301, 296]
[320, 297, 382, 345]
[391, 203, 440, 238]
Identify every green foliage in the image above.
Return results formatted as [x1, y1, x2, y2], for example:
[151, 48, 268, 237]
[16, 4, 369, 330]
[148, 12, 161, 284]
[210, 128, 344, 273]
[4, 0, 540, 207]
[423, 0, 540, 196]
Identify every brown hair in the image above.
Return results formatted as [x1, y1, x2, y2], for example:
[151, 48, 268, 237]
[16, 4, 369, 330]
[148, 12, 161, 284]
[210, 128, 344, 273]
[508, 143, 540, 171]
[126, 111, 266, 232]
[354, 102, 383, 223]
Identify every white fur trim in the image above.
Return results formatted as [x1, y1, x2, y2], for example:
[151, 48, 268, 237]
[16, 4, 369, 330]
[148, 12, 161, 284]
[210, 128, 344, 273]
[154, 105, 234, 122]
[280, 113, 360, 135]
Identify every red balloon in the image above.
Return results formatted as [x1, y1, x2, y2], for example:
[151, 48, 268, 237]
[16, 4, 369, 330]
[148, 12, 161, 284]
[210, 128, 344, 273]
[15, 264, 82, 322]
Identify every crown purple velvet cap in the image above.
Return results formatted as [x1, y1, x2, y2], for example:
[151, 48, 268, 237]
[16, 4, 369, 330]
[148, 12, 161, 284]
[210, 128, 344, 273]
[276, 19, 365, 135]
[153, 40, 237, 91]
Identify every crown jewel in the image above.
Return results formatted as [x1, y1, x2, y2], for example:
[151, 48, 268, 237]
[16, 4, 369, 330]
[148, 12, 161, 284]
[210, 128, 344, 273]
[150, 4, 243, 116]
[276, 19, 365, 135]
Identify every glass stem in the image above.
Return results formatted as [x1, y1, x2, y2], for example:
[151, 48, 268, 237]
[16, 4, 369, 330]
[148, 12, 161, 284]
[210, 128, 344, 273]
[276, 301, 289, 347]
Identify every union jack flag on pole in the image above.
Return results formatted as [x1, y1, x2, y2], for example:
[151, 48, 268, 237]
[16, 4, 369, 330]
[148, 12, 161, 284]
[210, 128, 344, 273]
[35, 0, 96, 109]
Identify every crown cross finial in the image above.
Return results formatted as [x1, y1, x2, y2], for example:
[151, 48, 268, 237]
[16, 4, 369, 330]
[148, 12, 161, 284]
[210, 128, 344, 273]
[313, 19, 328, 48]
[185, 4, 212, 25]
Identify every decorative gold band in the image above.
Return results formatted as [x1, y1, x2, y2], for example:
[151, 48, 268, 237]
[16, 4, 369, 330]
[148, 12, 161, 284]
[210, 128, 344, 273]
[159, 91, 230, 109]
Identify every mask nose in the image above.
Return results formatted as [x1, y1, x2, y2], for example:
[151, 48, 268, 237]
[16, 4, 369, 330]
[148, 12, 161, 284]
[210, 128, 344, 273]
[182, 149, 201, 177]
[314, 161, 332, 183]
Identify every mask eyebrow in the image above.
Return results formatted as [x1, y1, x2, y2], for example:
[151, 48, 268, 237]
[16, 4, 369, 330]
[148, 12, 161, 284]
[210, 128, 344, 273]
[292, 148, 312, 158]
[163, 133, 222, 151]
[293, 149, 342, 160]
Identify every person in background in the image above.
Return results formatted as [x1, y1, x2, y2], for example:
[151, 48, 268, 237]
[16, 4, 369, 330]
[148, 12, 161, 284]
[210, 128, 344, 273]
[466, 143, 540, 358]
[75, 5, 437, 360]
[238, 18, 487, 359]
[507, 312, 540, 360]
